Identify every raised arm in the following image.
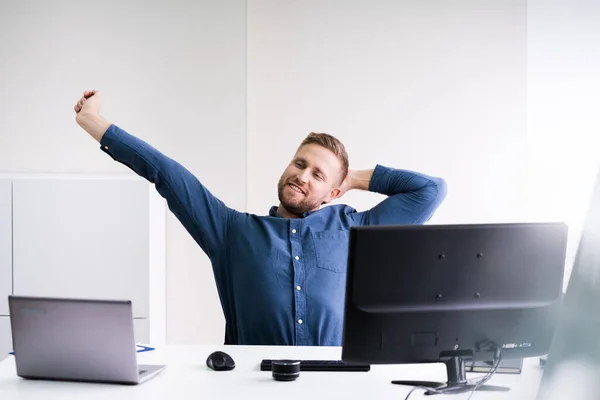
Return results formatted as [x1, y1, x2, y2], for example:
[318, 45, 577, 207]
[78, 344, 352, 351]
[74, 90, 233, 261]
[347, 164, 447, 225]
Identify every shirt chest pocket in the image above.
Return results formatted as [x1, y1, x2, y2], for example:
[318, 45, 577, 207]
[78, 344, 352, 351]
[311, 230, 350, 273]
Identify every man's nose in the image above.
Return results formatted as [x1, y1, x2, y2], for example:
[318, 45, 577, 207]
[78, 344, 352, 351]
[297, 170, 310, 183]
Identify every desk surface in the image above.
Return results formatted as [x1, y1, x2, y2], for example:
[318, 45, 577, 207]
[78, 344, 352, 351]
[0, 345, 543, 399]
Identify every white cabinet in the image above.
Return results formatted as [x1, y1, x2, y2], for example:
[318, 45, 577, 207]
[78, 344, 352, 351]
[134, 318, 149, 343]
[12, 178, 154, 318]
[0, 316, 10, 362]
[0, 175, 166, 356]
[0, 180, 11, 316]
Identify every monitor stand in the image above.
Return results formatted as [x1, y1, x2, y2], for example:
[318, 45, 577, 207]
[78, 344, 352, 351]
[391, 353, 510, 395]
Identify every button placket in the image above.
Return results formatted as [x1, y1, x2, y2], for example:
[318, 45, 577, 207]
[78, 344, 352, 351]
[290, 220, 306, 344]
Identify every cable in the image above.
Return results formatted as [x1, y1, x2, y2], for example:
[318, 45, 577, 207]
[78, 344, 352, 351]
[403, 347, 503, 400]
[403, 385, 443, 400]
[465, 347, 502, 400]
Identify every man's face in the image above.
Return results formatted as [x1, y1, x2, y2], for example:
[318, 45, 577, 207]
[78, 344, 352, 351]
[277, 143, 343, 216]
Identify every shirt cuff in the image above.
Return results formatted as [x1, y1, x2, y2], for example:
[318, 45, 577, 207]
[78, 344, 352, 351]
[99, 124, 126, 160]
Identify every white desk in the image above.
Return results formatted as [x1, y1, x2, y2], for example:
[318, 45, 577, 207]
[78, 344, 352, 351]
[0, 345, 543, 399]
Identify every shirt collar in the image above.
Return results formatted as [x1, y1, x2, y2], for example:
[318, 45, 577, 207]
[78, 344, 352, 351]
[269, 206, 313, 218]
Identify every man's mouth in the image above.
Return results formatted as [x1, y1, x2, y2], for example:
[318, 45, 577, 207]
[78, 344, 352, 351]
[289, 183, 305, 194]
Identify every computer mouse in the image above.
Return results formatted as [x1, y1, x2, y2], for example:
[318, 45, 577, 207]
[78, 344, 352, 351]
[206, 350, 236, 371]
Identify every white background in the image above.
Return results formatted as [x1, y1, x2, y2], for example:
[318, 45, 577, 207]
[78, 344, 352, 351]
[1, 0, 598, 344]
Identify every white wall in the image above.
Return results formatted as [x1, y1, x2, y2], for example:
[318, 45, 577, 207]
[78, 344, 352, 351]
[0, 0, 246, 344]
[527, 0, 600, 290]
[2, 0, 596, 344]
[247, 0, 528, 224]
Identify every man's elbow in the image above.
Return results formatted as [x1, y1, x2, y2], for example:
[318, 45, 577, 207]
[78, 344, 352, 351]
[431, 177, 448, 205]
[415, 178, 447, 223]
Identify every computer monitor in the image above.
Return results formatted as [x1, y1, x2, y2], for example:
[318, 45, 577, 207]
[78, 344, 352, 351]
[536, 170, 600, 399]
[341, 222, 568, 395]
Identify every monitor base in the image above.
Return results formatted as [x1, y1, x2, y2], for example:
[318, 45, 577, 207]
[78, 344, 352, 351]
[391, 355, 510, 395]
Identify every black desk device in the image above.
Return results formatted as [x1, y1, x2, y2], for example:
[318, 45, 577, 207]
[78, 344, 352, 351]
[261, 359, 370, 372]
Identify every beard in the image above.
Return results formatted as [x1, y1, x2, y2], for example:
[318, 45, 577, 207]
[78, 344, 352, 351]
[277, 176, 322, 216]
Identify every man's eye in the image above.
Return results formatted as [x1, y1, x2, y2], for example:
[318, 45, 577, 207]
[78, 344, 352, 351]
[314, 174, 322, 180]
[295, 162, 303, 168]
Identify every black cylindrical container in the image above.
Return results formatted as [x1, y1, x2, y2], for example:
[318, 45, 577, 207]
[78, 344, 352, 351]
[272, 360, 301, 381]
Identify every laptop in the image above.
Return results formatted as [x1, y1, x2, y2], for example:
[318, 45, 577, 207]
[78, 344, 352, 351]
[8, 295, 167, 384]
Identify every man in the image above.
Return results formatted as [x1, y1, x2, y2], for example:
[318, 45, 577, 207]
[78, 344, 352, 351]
[74, 90, 447, 346]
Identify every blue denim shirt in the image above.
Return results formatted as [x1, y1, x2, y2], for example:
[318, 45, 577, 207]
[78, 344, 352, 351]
[100, 124, 447, 346]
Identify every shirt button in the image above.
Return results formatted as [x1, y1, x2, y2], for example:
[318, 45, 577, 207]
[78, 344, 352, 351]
[296, 285, 301, 291]
[295, 256, 299, 260]
[292, 229, 297, 234]
[298, 319, 303, 324]
[104, 145, 109, 150]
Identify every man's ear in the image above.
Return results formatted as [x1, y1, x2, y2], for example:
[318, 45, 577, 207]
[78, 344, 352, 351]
[324, 187, 342, 204]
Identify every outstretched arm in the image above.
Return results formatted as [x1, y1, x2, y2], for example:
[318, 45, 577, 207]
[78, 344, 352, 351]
[74, 91, 233, 262]
[345, 164, 447, 225]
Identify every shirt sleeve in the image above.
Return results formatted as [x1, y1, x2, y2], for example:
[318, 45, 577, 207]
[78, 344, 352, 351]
[350, 164, 447, 225]
[99, 124, 233, 261]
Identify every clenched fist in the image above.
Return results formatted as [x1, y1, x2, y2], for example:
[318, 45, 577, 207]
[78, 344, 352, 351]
[73, 90, 110, 142]
[74, 90, 102, 116]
